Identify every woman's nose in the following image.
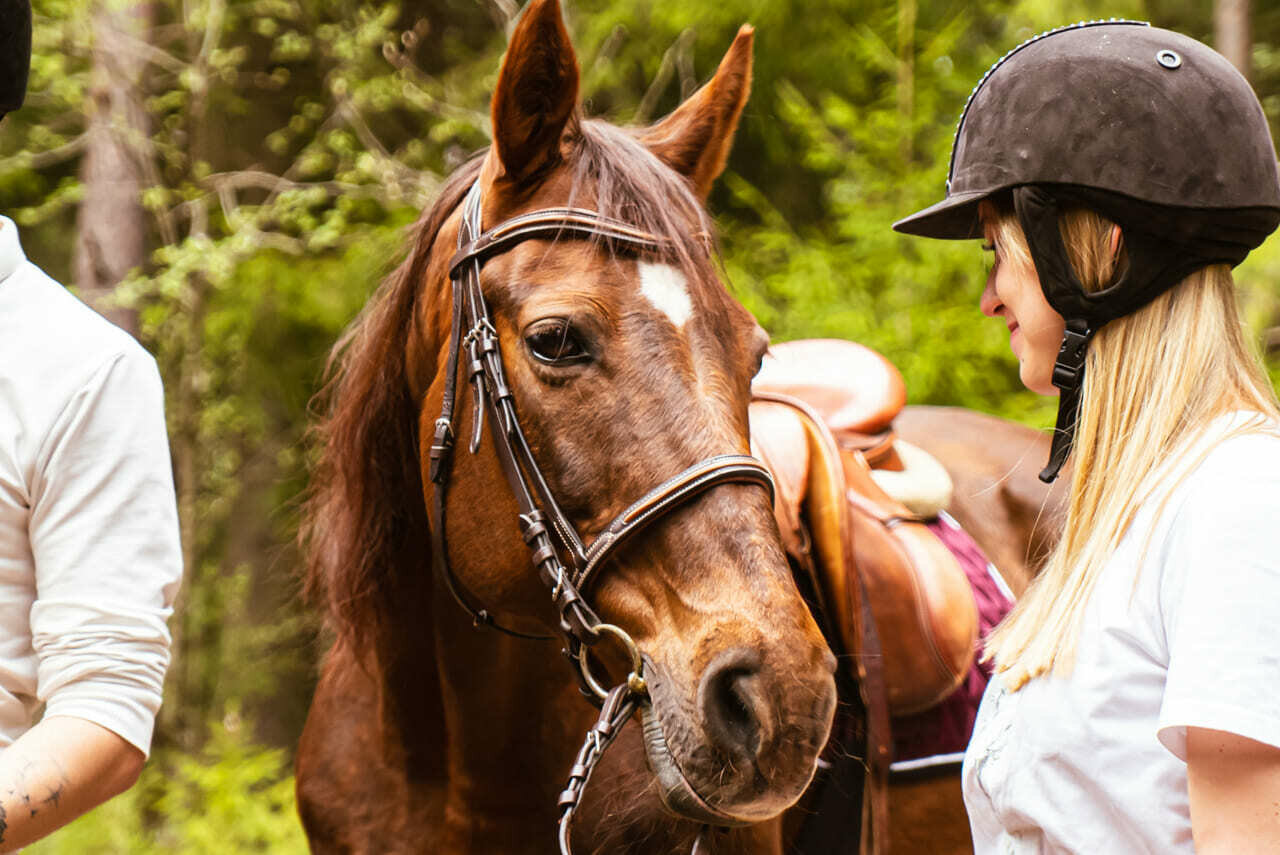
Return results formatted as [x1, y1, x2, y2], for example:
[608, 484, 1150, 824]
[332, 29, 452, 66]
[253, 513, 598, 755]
[979, 270, 1002, 318]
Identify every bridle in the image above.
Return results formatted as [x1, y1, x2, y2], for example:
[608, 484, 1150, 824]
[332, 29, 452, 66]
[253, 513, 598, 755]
[427, 181, 776, 854]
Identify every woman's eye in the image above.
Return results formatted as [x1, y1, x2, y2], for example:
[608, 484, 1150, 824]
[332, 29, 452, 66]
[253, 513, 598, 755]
[525, 320, 590, 365]
[981, 241, 999, 271]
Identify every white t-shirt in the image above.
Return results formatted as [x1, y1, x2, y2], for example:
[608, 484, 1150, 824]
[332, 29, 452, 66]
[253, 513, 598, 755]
[963, 412, 1280, 854]
[0, 217, 182, 756]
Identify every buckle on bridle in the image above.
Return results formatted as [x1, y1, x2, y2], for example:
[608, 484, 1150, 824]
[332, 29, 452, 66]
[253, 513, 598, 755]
[428, 418, 455, 484]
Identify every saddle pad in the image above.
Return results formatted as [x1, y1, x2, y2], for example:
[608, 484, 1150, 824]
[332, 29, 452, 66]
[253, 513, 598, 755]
[891, 511, 1015, 766]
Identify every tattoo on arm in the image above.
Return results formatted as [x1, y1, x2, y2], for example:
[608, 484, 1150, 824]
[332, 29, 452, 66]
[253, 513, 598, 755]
[43, 784, 63, 811]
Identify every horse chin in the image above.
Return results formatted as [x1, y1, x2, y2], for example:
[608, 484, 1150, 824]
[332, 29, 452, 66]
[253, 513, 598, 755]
[638, 702, 800, 828]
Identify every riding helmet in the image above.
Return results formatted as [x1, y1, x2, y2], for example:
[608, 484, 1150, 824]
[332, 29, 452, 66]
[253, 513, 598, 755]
[894, 20, 1280, 482]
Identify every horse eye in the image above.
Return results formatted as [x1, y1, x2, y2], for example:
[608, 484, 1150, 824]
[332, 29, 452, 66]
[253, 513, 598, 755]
[525, 320, 590, 366]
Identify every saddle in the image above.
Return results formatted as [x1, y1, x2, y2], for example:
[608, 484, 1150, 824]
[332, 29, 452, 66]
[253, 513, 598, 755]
[750, 339, 985, 855]
[751, 339, 980, 716]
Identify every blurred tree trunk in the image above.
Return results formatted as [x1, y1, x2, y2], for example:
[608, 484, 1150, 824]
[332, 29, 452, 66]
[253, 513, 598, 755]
[1215, 0, 1252, 81]
[74, 0, 152, 334]
[897, 0, 915, 161]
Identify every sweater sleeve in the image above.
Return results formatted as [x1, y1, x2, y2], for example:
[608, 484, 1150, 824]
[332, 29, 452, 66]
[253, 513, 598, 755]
[1156, 432, 1280, 761]
[26, 346, 183, 757]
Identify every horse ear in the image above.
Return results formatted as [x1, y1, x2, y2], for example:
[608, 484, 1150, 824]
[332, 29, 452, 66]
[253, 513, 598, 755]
[640, 25, 754, 200]
[490, 0, 580, 185]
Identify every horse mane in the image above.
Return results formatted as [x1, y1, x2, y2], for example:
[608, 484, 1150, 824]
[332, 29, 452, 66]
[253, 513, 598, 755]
[302, 118, 721, 648]
[301, 157, 482, 647]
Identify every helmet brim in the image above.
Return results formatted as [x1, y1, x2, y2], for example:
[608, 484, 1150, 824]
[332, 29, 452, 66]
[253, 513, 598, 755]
[892, 189, 990, 239]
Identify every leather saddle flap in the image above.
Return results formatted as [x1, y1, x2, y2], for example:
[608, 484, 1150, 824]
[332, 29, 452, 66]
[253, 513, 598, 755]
[750, 393, 979, 716]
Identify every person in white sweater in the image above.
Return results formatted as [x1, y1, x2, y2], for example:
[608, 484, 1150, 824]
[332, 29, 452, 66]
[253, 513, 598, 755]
[0, 1, 182, 848]
[895, 21, 1280, 855]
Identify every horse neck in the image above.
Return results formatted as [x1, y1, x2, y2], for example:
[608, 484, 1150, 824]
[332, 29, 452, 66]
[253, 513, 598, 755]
[430, 574, 593, 837]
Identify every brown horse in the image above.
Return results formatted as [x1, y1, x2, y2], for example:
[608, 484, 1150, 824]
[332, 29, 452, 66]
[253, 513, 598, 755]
[296, 2, 838, 853]
[896, 405, 1067, 598]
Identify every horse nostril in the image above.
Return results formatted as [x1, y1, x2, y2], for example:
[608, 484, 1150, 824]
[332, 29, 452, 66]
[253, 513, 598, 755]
[698, 649, 768, 761]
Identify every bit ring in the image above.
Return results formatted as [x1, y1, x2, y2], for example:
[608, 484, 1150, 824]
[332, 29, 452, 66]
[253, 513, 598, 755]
[577, 623, 647, 700]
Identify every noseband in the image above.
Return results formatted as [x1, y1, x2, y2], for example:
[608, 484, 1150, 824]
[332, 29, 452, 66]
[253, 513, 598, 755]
[427, 182, 775, 853]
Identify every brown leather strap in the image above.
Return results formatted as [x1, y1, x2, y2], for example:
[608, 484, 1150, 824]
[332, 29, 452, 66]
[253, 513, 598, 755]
[855, 569, 892, 855]
[575, 455, 774, 593]
[450, 206, 668, 277]
[557, 685, 640, 854]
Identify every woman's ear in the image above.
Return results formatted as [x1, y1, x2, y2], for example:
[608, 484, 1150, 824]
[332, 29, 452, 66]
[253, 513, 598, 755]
[1110, 224, 1124, 259]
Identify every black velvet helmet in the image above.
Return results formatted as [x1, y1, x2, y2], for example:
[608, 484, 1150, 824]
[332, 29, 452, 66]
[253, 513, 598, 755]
[895, 20, 1280, 482]
[0, 0, 30, 119]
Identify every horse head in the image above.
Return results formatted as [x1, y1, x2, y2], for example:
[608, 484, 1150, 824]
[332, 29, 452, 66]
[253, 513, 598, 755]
[304, 0, 837, 845]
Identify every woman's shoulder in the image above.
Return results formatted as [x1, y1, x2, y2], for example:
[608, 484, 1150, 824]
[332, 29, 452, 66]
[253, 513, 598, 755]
[1148, 412, 1280, 575]
[1134, 412, 1280, 566]
[1182, 412, 1280, 493]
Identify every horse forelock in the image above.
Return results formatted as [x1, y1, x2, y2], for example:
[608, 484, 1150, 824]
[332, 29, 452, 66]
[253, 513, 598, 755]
[300, 157, 483, 647]
[570, 119, 723, 291]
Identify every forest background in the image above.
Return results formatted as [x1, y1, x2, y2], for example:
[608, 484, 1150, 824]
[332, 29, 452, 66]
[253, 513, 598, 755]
[4, 0, 1276, 850]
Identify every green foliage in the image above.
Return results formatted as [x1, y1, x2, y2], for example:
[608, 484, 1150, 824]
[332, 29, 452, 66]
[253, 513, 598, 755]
[150, 710, 309, 854]
[4, 0, 1280, 849]
[143, 218, 415, 747]
[26, 711, 308, 855]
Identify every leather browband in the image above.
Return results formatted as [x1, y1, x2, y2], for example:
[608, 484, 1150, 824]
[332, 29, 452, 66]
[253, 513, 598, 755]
[449, 206, 669, 278]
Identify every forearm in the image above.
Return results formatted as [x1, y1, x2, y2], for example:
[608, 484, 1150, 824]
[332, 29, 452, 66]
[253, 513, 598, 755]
[0, 715, 144, 852]
[1188, 727, 1280, 854]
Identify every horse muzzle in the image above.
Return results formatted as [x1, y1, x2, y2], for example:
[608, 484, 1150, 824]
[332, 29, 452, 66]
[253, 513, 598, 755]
[638, 647, 836, 826]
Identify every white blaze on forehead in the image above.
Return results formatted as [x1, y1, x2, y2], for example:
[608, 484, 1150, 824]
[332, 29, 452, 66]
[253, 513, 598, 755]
[638, 262, 693, 329]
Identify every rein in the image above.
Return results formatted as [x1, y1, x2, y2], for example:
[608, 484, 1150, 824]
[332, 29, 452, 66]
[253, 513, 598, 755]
[427, 182, 776, 854]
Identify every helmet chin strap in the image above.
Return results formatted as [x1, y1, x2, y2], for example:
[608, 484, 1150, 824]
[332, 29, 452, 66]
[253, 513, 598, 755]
[1041, 319, 1093, 483]
[1013, 186, 1100, 484]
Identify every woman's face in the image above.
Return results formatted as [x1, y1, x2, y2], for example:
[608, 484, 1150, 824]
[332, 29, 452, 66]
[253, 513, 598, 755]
[979, 216, 1066, 396]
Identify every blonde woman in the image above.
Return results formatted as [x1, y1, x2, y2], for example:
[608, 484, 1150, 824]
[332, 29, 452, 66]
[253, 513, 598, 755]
[895, 21, 1280, 854]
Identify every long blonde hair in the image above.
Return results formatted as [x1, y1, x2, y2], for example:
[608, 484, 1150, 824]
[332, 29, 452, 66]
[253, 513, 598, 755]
[981, 203, 1280, 690]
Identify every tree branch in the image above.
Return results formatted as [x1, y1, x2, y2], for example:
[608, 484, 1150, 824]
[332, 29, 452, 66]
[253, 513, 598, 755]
[0, 134, 89, 171]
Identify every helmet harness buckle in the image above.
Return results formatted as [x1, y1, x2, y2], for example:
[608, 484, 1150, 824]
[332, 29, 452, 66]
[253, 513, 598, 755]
[1051, 320, 1093, 392]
